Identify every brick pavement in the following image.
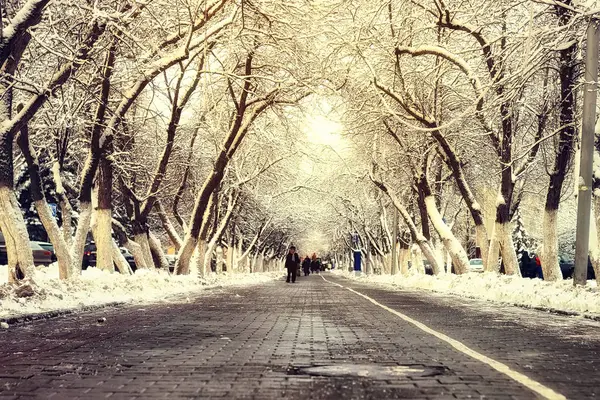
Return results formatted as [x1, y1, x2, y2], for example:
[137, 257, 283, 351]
[0, 273, 597, 399]
[328, 274, 600, 400]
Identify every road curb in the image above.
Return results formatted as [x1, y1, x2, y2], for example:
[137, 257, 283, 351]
[0, 301, 126, 326]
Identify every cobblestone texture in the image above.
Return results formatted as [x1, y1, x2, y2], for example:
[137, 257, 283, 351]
[0, 273, 598, 399]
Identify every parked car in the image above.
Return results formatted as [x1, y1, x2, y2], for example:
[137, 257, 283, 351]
[0, 233, 53, 266]
[165, 254, 177, 273]
[30, 241, 53, 266]
[422, 259, 434, 275]
[82, 242, 137, 272]
[35, 241, 56, 263]
[82, 242, 97, 269]
[468, 258, 484, 273]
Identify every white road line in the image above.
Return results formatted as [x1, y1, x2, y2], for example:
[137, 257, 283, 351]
[320, 275, 566, 400]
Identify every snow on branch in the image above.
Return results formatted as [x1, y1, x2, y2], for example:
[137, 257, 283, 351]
[0, 0, 50, 66]
[396, 45, 485, 102]
[1, 19, 107, 139]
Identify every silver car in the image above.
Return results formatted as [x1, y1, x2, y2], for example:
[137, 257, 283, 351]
[30, 241, 53, 266]
[0, 233, 52, 266]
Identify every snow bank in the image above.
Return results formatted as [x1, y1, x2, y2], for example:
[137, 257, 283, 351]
[0, 264, 281, 319]
[334, 270, 600, 316]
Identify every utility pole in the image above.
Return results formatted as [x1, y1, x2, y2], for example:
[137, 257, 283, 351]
[574, 20, 600, 286]
[391, 207, 398, 274]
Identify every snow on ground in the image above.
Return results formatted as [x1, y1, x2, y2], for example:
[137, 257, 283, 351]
[0, 264, 282, 319]
[333, 270, 600, 316]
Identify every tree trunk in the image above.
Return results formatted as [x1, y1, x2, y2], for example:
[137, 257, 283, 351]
[216, 246, 225, 273]
[370, 175, 442, 273]
[488, 161, 520, 276]
[133, 229, 154, 269]
[148, 230, 170, 271]
[541, 209, 562, 281]
[410, 244, 425, 274]
[95, 155, 113, 272]
[174, 53, 274, 274]
[416, 168, 469, 275]
[417, 187, 431, 240]
[196, 239, 208, 278]
[70, 202, 92, 276]
[0, 186, 35, 280]
[590, 196, 600, 285]
[111, 240, 132, 275]
[17, 116, 72, 279]
[541, 17, 577, 281]
[424, 196, 469, 274]
[52, 162, 73, 246]
[154, 200, 182, 250]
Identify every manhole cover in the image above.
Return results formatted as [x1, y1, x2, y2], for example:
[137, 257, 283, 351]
[289, 364, 444, 380]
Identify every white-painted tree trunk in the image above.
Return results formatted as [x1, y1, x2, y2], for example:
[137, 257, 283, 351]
[382, 254, 391, 274]
[196, 239, 207, 278]
[476, 224, 489, 272]
[175, 233, 197, 275]
[148, 231, 170, 271]
[410, 244, 425, 274]
[0, 218, 17, 283]
[399, 248, 410, 275]
[226, 244, 233, 273]
[259, 250, 267, 272]
[216, 246, 225, 273]
[589, 198, 600, 286]
[0, 186, 35, 279]
[486, 222, 501, 273]
[94, 208, 114, 272]
[70, 202, 92, 276]
[424, 196, 470, 275]
[52, 162, 72, 247]
[493, 221, 521, 276]
[134, 233, 154, 269]
[111, 240, 132, 275]
[155, 201, 182, 251]
[236, 239, 243, 272]
[541, 209, 563, 281]
[34, 199, 71, 279]
[123, 239, 148, 270]
[251, 251, 259, 273]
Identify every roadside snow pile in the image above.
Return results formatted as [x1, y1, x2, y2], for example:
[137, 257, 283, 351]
[335, 270, 600, 316]
[0, 264, 281, 319]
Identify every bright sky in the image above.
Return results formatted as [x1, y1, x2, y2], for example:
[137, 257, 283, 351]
[305, 115, 344, 147]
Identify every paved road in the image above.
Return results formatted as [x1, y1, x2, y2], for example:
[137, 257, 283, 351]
[0, 273, 599, 399]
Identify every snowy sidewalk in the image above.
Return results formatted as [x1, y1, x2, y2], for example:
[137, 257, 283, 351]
[0, 264, 280, 320]
[1, 272, 599, 399]
[334, 269, 600, 318]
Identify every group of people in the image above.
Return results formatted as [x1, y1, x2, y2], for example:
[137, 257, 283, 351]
[284, 246, 323, 283]
[519, 252, 544, 279]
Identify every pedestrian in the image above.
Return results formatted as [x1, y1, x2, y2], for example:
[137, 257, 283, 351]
[302, 256, 311, 276]
[520, 251, 535, 278]
[285, 246, 300, 283]
[311, 253, 319, 274]
[534, 254, 544, 280]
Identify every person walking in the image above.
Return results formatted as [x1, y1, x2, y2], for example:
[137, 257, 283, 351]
[302, 256, 311, 276]
[310, 253, 319, 274]
[285, 246, 300, 283]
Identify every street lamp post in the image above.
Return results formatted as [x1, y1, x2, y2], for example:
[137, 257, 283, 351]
[574, 20, 600, 286]
[391, 207, 398, 275]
